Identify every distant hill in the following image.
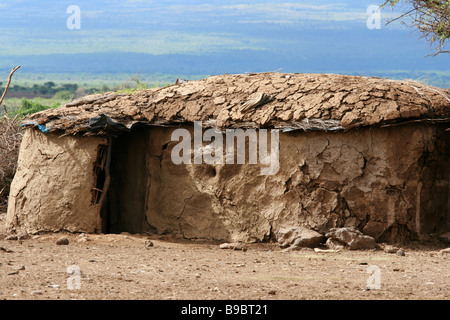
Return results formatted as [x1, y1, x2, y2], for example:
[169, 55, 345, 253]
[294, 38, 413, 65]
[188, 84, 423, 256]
[0, 0, 448, 87]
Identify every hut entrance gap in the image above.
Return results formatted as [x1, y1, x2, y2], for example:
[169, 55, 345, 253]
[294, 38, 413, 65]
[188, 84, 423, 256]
[99, 126, 150, 234]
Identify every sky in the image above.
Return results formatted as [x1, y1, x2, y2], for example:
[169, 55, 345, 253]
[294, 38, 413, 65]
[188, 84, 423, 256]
[0, 0, 405, 55]
[0, 0, 448, 85]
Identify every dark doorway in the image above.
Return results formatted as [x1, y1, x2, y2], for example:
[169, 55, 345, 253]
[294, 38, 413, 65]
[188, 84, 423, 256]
[101, 125, 149, 234]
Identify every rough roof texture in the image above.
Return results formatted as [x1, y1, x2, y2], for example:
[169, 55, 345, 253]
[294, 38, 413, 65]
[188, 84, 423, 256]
[24, 73, 450, 135]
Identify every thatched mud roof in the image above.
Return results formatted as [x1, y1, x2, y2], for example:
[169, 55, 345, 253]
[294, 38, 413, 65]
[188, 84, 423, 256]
[23, 73, 450, 135]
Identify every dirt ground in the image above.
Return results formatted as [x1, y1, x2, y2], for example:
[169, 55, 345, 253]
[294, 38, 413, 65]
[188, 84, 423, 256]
[0, 212, 449, 301]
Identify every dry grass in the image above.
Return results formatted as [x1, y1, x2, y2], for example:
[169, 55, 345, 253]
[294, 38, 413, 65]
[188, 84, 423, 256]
[0, 114, 22, 211]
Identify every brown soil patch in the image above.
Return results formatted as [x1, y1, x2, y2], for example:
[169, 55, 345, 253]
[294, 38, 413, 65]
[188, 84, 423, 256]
[0, 212, 448, 300]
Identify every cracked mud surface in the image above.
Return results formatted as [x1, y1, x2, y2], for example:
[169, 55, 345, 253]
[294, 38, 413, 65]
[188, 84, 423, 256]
[1, 212, 449, 300]
[145, 124, 449, 243]
[25, 73, 450, 135]
[7, 123, 449, 244]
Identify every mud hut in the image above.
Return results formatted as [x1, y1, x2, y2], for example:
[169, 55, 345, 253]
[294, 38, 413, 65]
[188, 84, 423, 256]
[6, 73, 450, 244]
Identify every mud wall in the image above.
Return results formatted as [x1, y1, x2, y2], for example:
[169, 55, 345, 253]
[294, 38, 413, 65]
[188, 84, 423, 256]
[6, 129, 106, 234]
[146, 124, 449, 243]
[5, 124, 449, 243]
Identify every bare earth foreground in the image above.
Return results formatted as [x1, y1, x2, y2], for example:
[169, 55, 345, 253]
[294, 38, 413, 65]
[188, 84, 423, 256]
[0, 212, 448, 301]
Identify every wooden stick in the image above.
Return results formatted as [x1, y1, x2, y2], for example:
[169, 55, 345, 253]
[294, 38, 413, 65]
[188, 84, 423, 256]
[97, 139, 112, 233]
[0, 66, 21, 114]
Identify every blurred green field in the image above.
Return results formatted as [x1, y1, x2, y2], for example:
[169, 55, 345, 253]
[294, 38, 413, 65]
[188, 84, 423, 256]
[0, 73, 177, 118]
[0, 97, 64, 118]
[2, 71, 448, 89]
[0, 72, 205, 89]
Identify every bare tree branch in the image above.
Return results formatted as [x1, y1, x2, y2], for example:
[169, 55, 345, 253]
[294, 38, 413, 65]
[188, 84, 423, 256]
[385, 7, 418, 24]
[381, 0, 449, 56]
[0, 66, 21, 114]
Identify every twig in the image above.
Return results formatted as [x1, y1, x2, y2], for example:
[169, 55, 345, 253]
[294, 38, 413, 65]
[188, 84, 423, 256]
[97, 139, 112, 233]
[427, 50, 450, 57]
[0, 66, 21, 114]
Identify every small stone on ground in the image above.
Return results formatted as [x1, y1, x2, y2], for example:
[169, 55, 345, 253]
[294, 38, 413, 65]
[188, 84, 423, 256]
[56, 237, 69, 245]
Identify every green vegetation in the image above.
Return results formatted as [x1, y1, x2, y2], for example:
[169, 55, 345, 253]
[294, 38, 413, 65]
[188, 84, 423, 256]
[1, 97, 63, 118]
[0, 81, 77, 97]
[0, 81, 108, 101]
[382, 0, 450, 55]
[115, 75, 170, 94]
[0, 72, 205, 88]
[0, 81, 88, 118]
[11, 98, 61, 118]
[116, 76, 150, 94]
[0, 73, 175, 118]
